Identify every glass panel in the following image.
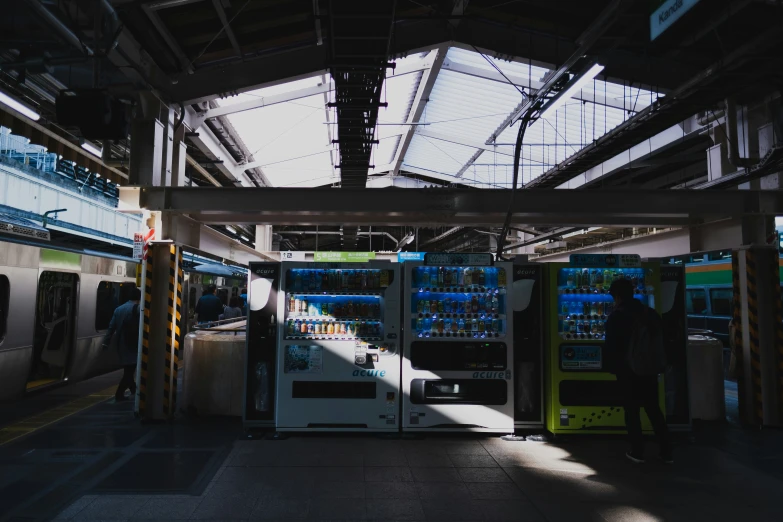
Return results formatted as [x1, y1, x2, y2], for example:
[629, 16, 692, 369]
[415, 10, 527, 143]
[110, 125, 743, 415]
[410, 266, 507, 339]
[709, 288, 732, 316]
[0, 275, 8, 345]
[556, 267, 651, 341]
[686, 289, 707, 315]
[95, 281, 133, 331]
[284, 269, 388, 341]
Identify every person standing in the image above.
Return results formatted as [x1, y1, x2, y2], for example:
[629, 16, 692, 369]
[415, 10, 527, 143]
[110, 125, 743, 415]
[605, 278, 672, 464]
[195, 284, 223, 323]
[102, 287, 141, 402]
[220, 296, 244, 320]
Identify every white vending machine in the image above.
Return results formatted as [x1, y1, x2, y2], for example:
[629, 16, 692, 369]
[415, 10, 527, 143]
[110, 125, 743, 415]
[275, 261, 401, 431]
[402, 253, 514, 433]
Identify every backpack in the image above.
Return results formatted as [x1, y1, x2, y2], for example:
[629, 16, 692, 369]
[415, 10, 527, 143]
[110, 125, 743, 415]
[122, 303, 140, 348]
[625, 307, 666, 376]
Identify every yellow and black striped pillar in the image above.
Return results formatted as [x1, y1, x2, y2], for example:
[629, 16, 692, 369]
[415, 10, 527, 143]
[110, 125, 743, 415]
[734, 246, 783, 427]
[138, 255, 153, 418]
[731, 252, 748, 422]
[163, 245, 183, 418]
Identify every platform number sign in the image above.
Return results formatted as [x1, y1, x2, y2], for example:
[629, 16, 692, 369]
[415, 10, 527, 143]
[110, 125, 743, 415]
[281, 251, 306, 261]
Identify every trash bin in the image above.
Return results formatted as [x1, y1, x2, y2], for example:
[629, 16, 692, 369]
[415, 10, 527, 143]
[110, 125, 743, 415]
[180, 321, 246, 416]
[686, 335, 726, 421]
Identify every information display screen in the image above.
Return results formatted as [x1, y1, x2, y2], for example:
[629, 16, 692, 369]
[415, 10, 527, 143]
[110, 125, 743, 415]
[560, 344, 602, 371]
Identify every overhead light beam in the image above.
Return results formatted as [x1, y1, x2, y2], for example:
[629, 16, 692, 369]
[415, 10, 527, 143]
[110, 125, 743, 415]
[540, 63, 605, 120]
[0, 91, 41, 121]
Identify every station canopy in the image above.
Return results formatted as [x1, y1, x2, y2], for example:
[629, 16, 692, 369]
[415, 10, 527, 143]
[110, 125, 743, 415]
[216, 46, 662, 189]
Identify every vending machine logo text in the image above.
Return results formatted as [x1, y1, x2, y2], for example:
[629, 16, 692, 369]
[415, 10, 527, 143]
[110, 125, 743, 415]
[472, 371, 511, 380]
[352, 369, 387, 378]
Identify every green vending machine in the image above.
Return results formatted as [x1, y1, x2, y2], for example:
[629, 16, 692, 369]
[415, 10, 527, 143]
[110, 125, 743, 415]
[545, 254, 664, 434]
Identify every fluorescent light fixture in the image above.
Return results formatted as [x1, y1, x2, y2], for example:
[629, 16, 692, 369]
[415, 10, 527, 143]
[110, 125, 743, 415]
[81, 141, 103, 157]
[226, 225, 237, 234]
[0, 91, 41, 121]
[561, 227, 601, 239]
[95, 173, 100, 178]
[540, 63, 604, 120]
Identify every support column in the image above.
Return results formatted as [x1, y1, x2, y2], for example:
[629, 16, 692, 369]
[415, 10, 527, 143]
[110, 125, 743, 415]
[139, 243, 184, 420]
[255, 225, 273, 252]
[732, 214, 782, 427]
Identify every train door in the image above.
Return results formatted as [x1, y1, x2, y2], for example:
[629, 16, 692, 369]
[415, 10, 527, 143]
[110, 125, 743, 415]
[28, 271, 79, 390]
[685, 287, 708, 332]
[705, 286, 732, 346]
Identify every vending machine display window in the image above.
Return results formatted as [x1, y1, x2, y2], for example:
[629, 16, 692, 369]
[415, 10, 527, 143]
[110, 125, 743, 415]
[556, 267, 654, 341]
[284, 268, 387, 342]
[409, 266, 507, 339]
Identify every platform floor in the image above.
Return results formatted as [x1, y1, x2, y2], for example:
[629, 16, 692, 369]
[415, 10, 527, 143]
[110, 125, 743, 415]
[0, 374, 781, 522]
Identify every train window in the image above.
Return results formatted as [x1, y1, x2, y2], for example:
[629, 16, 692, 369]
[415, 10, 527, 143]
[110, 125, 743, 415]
[95, 282, 133, 331]
[710, 288, 733, 316]
[686, 289, 708, 315]
[217, 288, 229, 306]
[0, 275, 8, 345]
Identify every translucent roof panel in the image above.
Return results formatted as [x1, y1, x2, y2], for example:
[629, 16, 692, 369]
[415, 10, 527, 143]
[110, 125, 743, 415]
[227, 92, 336, 187]
[372, 68, 422, 167]
[403, 134, 478, 177]
[397, 46, 665, 188]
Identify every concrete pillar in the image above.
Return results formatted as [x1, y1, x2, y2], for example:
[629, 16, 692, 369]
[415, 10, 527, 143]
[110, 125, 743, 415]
[255, 225, 273, 252]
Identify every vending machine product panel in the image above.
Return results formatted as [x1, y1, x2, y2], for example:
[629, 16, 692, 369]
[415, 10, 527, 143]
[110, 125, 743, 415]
[545, 254, 664, 434]
[402, 253, 514, 433]
[275, 261, 401, 431]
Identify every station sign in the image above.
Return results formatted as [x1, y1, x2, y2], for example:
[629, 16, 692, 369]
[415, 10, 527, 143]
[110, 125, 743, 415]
[569, 254, 641, 268]
[398, 252, 426, 263]
[313, 251, 376, 263]
[650, 0, 701, 41]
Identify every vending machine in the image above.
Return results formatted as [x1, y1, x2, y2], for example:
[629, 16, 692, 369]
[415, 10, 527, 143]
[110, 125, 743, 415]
[401, 253, 515, 433]
[544, 254, 664, 434]
[275, 261, 401, 431]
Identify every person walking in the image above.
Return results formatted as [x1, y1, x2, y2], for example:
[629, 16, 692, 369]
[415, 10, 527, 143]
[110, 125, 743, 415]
[605, 277, 672, 464]
[220, 296, 244, 320]
[195, 284, 223, 323]
[102, 287, 142, 402]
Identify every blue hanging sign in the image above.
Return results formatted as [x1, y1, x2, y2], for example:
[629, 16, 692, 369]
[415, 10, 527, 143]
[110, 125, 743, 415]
[398, 252, 426, 263]
[650, 0, 701, 41]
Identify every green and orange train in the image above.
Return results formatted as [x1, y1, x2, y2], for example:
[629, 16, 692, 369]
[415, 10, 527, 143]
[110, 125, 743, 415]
[685, 256, 783, 346]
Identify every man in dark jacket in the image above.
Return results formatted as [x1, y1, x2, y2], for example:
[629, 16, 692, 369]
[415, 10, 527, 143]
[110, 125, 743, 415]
[102, 287, 141, 402]
[195, 284, 223, 323]
[605, 278, 672, 464]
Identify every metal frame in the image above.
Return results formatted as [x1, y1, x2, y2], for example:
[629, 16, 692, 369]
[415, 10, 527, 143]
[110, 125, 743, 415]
[134, 187, 783, 227]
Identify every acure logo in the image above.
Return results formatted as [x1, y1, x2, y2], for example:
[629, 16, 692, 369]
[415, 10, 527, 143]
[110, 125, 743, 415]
[472, 370, 511, 380]
[352, 369, 386, 377]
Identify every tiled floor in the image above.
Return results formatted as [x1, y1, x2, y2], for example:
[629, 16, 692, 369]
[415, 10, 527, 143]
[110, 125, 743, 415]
[51, 432, 783, 522]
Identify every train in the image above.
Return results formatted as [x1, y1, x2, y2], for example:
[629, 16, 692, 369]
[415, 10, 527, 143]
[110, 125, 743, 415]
[685, 256, 783, 347]
[0, 238, 246, 402]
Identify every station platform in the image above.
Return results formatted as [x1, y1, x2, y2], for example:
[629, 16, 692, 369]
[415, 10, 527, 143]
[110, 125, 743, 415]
[0, 374, 781, 522]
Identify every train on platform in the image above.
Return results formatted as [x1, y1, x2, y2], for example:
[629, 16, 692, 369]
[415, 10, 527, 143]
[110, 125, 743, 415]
[685, 256, 783, 347]
[0, 238, 246, 402]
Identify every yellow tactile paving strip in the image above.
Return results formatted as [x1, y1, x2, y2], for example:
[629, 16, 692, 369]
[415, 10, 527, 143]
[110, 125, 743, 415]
[0, 386, 116, 446]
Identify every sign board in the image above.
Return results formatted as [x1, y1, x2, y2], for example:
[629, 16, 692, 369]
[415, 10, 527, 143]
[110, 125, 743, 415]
[569, 254, 641, 268]
[280, 251, 306, 261]
[424, 253, 493, 266]
[313, 251, 376, 263]
[650, 0, 701, 41]
[133, 233, 144, 260]
[398, 252, 426, 263]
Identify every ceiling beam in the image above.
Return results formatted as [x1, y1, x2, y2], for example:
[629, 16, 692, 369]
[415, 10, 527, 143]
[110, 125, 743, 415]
[185, 154, 221, 186]
[142, 3, 194, 73]
[136, 187, 783, 227]
[391, 46, 448, 176]
[206, 82, 332, 119]
[211, 0, 242, 58]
